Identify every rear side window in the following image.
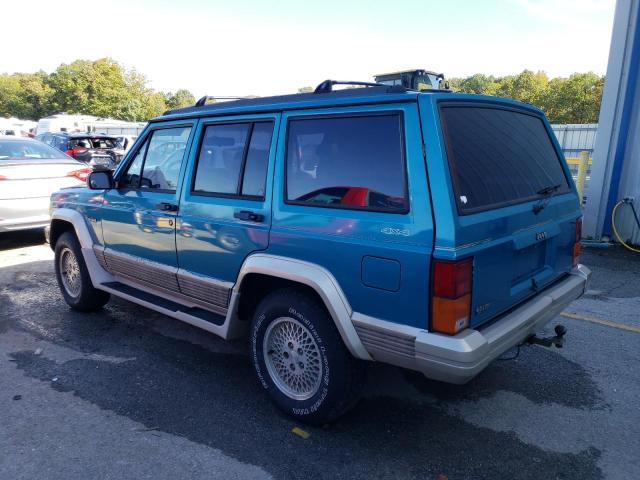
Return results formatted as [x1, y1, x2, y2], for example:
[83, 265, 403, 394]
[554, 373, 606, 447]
[285, 114, 407, 213]
[55, 137, 67, 150]
[440, 105, 570, 214]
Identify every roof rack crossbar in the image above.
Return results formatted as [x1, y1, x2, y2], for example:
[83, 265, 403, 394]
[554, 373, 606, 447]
[313, 80, 386, 94]
[194, 96, 251, 107]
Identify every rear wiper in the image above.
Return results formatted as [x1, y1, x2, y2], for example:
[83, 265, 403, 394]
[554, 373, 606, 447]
[533, 184, 561, 214]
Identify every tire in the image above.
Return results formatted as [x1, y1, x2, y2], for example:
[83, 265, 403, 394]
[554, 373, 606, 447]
[250, 288, 366, 425]
[54, 231, 110, 312]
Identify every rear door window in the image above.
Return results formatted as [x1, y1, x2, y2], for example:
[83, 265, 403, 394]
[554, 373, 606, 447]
[285, 114, 407, 213]
[193, 123, 251, 195]
[241, 122, 273, 197]
[192, 120, 274, 198]
[440, 104, 570, 214]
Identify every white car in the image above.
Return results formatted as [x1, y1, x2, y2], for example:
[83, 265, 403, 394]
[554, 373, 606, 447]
[0, 136, 89, 232]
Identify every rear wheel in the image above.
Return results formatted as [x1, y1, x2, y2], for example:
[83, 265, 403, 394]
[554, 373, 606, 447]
[54, 231, 110, 312]
[250, 288, 366, 425]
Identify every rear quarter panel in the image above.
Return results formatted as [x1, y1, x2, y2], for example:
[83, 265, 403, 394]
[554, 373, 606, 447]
[268, 103, 434, 329]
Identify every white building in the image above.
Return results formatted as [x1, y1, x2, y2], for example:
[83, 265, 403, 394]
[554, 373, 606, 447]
[583, 0, 640, 246]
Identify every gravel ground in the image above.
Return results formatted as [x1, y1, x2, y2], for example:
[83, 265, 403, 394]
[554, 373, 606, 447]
[0, 229, 638, 480]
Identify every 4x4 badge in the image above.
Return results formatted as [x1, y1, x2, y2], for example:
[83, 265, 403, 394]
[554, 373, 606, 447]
[381, 227, 410, 237]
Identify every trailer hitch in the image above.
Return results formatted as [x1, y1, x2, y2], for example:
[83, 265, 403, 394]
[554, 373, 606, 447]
[527, 325, 567, 348]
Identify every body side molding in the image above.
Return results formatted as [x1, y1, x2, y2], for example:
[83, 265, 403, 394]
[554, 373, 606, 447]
[231, 253, 372, 360]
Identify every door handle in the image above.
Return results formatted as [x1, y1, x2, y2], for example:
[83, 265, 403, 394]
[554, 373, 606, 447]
[234, 210, 264, 222]
[158, 202, 179, 212]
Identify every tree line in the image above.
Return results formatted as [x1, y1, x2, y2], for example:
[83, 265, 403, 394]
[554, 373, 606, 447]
[447, 70, 604, 124]
[300, 70, 604, 124]
[1, 58, 604, 124]
[0, 58, 196, 122]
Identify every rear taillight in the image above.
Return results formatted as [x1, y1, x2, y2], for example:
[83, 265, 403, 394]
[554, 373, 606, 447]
[67, 168, 92, 182]
[573, 217, 582, 267]
[67, 147, 88, 157]
[0, 175, 6, 180]
[431, 258, 473, 335]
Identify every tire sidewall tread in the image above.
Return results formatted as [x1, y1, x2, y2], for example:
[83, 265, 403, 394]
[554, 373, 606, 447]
[54, 232, 109, 312]
[250, 288, 364, 425]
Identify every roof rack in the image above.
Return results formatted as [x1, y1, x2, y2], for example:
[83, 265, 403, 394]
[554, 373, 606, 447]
[194, 96, 253, 107]
[313, 80, 389, 94]
[161, 82, 428, 117]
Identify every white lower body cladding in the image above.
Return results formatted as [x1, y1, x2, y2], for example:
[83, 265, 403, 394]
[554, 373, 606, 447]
[352, 265, 591, 384]
[49, 208, 591, 384]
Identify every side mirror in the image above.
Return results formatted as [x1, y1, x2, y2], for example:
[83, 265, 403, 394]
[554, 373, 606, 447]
[88, 170, 114, 190]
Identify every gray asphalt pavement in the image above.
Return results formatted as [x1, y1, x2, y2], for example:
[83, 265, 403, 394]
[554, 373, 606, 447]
[0, 229, 638, 480]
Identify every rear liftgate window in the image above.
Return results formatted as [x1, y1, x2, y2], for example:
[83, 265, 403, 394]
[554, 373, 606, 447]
[440, 105, 570, 214]
[285, 114, 408, 213]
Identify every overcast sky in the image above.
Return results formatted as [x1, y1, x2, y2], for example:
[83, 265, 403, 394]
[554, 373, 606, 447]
[3, 0, 616, 97]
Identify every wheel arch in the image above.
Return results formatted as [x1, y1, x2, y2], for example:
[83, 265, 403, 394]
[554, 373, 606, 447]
[231, 254, 371, 360]
[49, 208, 114, 286]
[49, 209, 96, 249]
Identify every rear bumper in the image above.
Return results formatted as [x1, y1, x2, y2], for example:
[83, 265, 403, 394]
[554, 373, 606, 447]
[352, 264, 591, 384]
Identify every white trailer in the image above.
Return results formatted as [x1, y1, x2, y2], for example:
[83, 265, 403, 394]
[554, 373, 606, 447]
[35, 114, 146, 137]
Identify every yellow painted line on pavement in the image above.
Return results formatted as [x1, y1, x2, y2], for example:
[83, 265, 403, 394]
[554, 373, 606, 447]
[561, 311, 640, 334]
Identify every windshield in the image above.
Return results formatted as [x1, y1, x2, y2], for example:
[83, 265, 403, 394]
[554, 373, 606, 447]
[440, 104, 571, 214]
[0, 139, 69, 161]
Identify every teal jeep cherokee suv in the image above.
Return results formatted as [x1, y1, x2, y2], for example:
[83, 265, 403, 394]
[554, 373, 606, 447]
[48, 81, 591, 424]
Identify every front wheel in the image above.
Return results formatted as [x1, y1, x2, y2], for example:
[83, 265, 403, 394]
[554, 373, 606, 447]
[250, 288, 366, 425]
[54, 231, 110, 312]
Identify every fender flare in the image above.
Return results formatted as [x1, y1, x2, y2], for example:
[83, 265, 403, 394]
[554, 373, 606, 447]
[49, 208, 115, 285]
[50, 208, 96, 249]
[232, 253, 371, 360]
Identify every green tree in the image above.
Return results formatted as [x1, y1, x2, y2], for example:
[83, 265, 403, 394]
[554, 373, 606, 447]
[17, 72, 53, 119]
[0, 62, 606, 124]
[46, 58, 168, 121]
[494, 70, 549, 106]
[0, 75, 23, 118]
[539, 72, 603, 123]
[165, 89, 196, 109]
[448, 69, 603, 123]
[457, 74, 498, 95]
[0, 72, 52, 119]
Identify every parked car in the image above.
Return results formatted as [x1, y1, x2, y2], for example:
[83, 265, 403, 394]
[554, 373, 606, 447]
[0, 136, 90, 233]
[37, 132, 124, 168]
[114, 135, 138, 153]
[47, 82, 591, 424]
